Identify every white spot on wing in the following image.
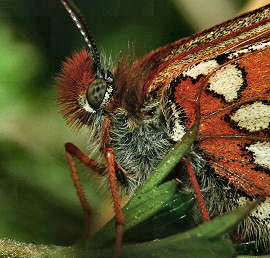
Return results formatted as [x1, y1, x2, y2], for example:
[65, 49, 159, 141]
[231, 102, 270, 132]
[170, 103, 185, 141]
[171, 121, 185, 142]
[246, 141, 270, 169]
[208, 64, 244, 102]
[183, 60, 219, 79]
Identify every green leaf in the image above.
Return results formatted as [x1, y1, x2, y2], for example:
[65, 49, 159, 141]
[115, 200, 260, 258]
[117, 199, 260, 258]
[0, 192, 260, 257]
[180, 199, 262, 239]
[89, 180, 177, 248]
[48, 237, 234, 258]
[119, 237, 233, 258]
[124, 192, 194, 242]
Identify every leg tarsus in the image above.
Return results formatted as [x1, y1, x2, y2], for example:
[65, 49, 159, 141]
[114, 223, 124, 258]
[105, 148, 125, 258]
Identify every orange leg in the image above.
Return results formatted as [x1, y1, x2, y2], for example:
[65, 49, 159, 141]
[65, 142, 105, 238]
[105, 148, 125, 258]
[183, 157, 210, 222]
[102, 118, 125, 257]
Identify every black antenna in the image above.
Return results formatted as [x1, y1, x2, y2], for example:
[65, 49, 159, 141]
[60, 0, 102, 76]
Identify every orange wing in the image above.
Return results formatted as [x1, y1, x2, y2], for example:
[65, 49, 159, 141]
[128, 4, 270, 197]
[198, 47, 270, 196]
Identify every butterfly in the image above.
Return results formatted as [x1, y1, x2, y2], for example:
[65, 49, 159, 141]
[56, 0, 270, 256]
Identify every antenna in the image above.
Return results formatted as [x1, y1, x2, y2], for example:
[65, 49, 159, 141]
[60, 0, 102, 75]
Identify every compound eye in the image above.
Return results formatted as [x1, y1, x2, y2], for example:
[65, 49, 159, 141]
[86, 78, 107, 109]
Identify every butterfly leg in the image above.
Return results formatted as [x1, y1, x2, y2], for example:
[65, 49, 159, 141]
[102, 118, 125, 257]
[105, 147, 125, 258]
[183, 157, 210, 222]
[65, 142, 106, 239]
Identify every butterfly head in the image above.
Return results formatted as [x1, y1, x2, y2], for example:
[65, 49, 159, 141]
[56, 48, 115, 128]
[56, 0, 116, 130]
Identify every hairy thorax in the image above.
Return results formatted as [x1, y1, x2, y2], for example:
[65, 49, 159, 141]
[109, 106, 174, 193]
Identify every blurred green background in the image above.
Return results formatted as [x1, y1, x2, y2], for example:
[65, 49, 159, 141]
[0, 0, 252, 246]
